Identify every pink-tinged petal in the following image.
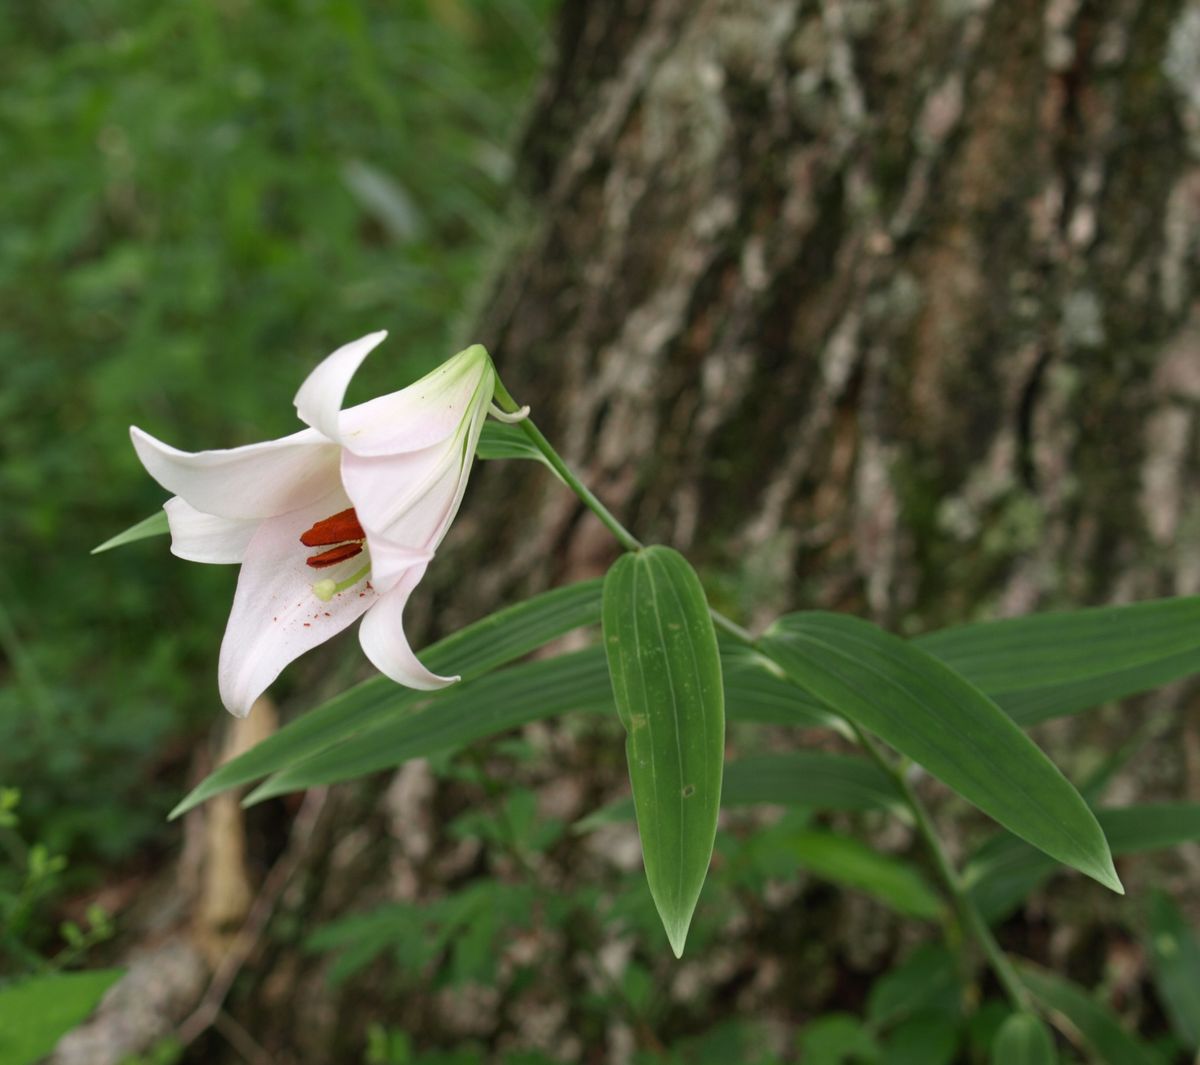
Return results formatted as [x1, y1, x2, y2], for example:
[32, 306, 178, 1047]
[293, 330, 388, 444]
[343, 380, 491, 551]
[217, 488, 377, 717]
[341, 439, 462, 548]
[358, 564, 458, 690]
[364, 537, 434, 595]
[336, 347, 494, 457]
[164, 497, 258, 564]
[130, 425, 340, 521]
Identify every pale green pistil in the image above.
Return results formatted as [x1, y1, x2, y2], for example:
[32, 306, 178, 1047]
[312, 561, 371, 602]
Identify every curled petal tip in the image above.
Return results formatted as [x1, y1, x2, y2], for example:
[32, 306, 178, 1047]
[488, 402, 531, 424]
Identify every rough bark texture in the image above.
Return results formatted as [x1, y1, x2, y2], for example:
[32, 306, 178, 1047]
[464, 0, 1200, 632]
[88, 2, 1200, 1062]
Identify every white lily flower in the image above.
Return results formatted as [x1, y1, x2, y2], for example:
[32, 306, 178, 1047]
[130, 333, 508, 718]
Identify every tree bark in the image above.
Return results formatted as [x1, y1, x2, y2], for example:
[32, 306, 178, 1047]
[154, 1, 1200, 1060]
[463, 0, 1200, 631]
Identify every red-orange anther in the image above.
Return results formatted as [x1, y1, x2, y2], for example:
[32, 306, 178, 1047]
[300, 507, 365, 547]
[304, 542, 365, 569]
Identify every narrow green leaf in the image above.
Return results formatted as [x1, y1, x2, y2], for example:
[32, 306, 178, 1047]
[796, 1014, 882, 1065]
[720, 645, 844, 731]
[964, 803, 1200, 923]
[182, 638, 843, 818]
[574, 750, 903, 833]
[246, 647, 613, 802]
[90, 510, 168, 554]
[602, 546, 725, 958]
[170, 580, 603, 817]
[883, 1011, 960, 1065]
[0, 969, 123, 1065]
[1146, 890, 1200, 1050]
[783, 829, 943, 919]
[719, 752, 903, 815]
[1018, 966, 1164, 1065]
[990, 1013, 1057, 1065]
[760, 612, 1122, 893]
[867, 945, 959, 1029]
[476, 421, 559, 476]
[916, 597, 1200, 727]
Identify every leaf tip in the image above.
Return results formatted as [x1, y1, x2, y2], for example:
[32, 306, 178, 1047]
[666, 921, 689, 959]
[167, 795, 197, 821]
[1095, 858, 1124, 895]
[242, 780, 281, 807]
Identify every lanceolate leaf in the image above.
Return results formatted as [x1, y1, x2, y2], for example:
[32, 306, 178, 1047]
[760, 612, 1122, 893]
[602, 546, 725, 958]
[964, 803, 1200, 923]
[573, 750, 904, 833]
[90, 510, 169, 554]
[990, 1013, 1057, 1065]
[476, 421, 560, 476]
[784, 830, 942, 919]
[171, 579, 604, 816]
[1018, 966, 1164, 1065]
[718, 752, 903, 815]
[867, 945, 960, 1029]
[0, 969, 123, 1065]
[916, 596, 1200, 727]
[247, 647, 613, 802]
[1145, 891, 1200, 1050]
[179, 643, 849, 816]
[720, 644, 843, 731]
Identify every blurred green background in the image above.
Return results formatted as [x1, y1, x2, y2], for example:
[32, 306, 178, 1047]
[1, 0, 553, 946]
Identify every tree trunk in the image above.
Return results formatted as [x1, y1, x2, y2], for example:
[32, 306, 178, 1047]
[465, 0, 1200, 629]
[149, 1, 1200, 1061]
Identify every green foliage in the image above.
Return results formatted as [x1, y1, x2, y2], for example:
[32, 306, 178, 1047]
[308, 879, 542, 986]
[1145, 891, 1200, 1051]
[601, 547, 726, 958]
[1017, 966, 1166, 1065]
[0, 790, 112, 972]
[781, 830, 942, 920]
[0, 968, 122, 1065]
[759, 612, 1121, 892]
[915, 595, 1200, 727]
[1, 0, 552, 939]
[796, 1014, 881, 1065]
[866, 945, 960, 1029]
[964, 802, 1200, 924]
[991, 1013, 1058, 1065]
[173, 579, 606, 814]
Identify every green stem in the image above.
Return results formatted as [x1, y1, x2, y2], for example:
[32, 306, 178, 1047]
[492, 379, 643, 553]
[852, 726, 1032, 1011]
[491, 372, 1031, 1011]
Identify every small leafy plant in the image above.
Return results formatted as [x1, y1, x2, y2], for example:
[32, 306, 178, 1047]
[98, 340, 1200, 1062]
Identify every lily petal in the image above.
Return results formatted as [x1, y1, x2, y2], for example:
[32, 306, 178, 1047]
[131, 425, 340, 521]
[358, 563, 458, 690]
[335, 347, 494, 457]
[343, 377, 491, 549]
[164, 497, 258, 564]
[341, 440, 461, 547]
[292, 330, 389, 444]
[367, 536, 436, 594]
[218, 488, 377, 717]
